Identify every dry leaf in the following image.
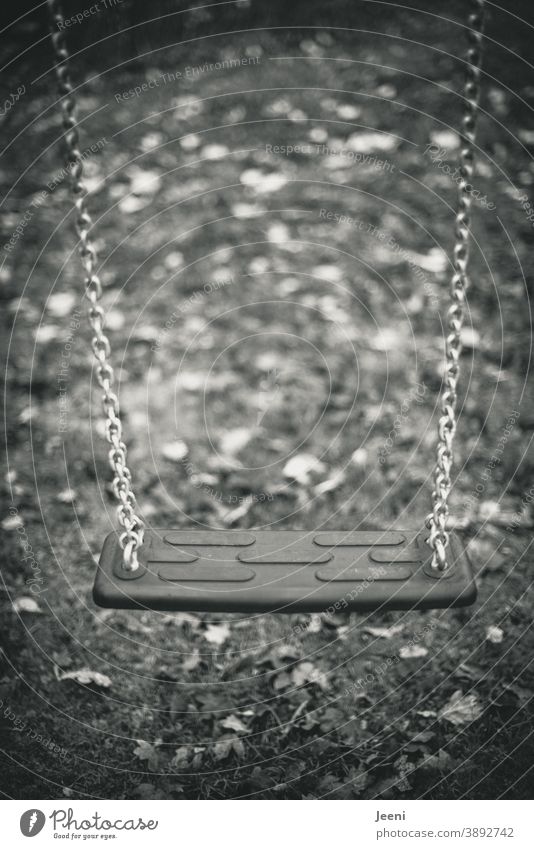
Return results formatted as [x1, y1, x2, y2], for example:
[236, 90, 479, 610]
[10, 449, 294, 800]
[399, 645, 428, 659]
[46, 292, 77, 317]
[57, 488, 77, 504]
[292, 662, 329, 690]
[2, 514, 24, 530]
[485, 625, 504, 644]
[204, 622, 231, 646]
[313, 470, 346, 496]
[59, 669, 112, 688]
[213, 737, 245, 760]
[202, 144, 229, 160]
[430, 130, 460, 150]
[220, 714, 249, 734]
[221, 496, 254, 526]
[13, 597, 42, 614]
[172, 746, 191, 768]
[240, 169, 288, 194]
[34, 325, 59, 344]
[133, 783, 166, 799]
[347, 131, 396, 153]
[134, 740, 159, 770]
[365, 624, 405, 639]
[312, 264, 344, 282]
[351, 448, 368, 467]
[219, 427, 252, 456]
[182, 649, 202, 672]
[162, 440, 189, 462]
[283, 453, 325, 485]
[438, 690, 483, 726]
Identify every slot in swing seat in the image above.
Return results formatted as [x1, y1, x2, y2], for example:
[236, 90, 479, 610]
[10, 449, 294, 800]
[93, 528, 476, 613]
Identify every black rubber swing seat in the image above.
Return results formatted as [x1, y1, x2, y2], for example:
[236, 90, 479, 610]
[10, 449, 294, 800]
[93, 529, 476, 613]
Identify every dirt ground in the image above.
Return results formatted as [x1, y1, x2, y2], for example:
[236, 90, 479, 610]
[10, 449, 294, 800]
[1, 1, 534, 799]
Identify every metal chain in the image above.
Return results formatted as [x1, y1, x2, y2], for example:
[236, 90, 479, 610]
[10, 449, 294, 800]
[426, 0, 486, 571]
[47, 0, 144, 571]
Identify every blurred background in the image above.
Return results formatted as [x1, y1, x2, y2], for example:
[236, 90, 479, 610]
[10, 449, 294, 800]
[1, 0, 533, 800]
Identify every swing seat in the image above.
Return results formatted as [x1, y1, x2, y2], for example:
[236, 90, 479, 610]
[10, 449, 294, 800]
[93, 529, 476, 613]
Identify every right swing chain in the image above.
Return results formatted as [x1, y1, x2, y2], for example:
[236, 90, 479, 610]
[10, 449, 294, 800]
[426, 0, 486, 571]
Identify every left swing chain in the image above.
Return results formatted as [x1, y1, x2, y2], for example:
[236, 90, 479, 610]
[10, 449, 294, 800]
[47, 0, 144, 571]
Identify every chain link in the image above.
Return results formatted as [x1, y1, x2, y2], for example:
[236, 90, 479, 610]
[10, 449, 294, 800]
[47, 0, 144, 571]
[426, 0, 486, 570]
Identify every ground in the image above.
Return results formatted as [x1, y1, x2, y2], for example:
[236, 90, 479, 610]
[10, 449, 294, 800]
[1, 1, 534, 800]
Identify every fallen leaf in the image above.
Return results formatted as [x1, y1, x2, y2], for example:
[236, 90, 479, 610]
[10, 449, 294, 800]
[221, 496, 254, 526]
[430, 130, 460, 149]
[479, 500, 502, 521]
[134, 740, 159, 770]
[365, 624, 405, 639]
[422, 749, 455, 772]
[176, 371, 208, 391]
[219, 427, 252, 456]
[405, 247, 448, 273]
[46, 292, 77, 317]
[180, 133, 201, 150]
[267, 223, 290, 243]
[204, 622, 231, 646]
[172, 746, 191, 768]
[220, 714, 249, 734]
[182, 649, 202, 672]
[399, 645, 428, 659]
[292, 661, 329, 690]
[129, 167, 162, 195]
[485, 625, 504, 644]
[213, 739, 233, 760]
[105, 310, 125, 330]
[56, 488, 77, 504]
[407, 730, 435, 747]
[133, 783, 166, 799]
[438, 690, 483, 726]
[460, 327, 480, 349]
[313, 470, 346, 496]
[307, 613, 323, 633]
[162, 440, 189, 462]
[2, 514, 24, 530]
[213, 737, 245, 761]
[337, 104, 361, 120]
[202, 144, 229, 160]
[164, 251, 184, 270]
[232, 203, 264, 219]
[273, 671, 292, 690]
[347, 131, 396, 153]
[34, 325, 59, 344]
[59, 669, 112, 688]
[13, 597, 42, 614]
[351, 448, 368, 466]
[239, 169, 288, 194]
[119, 195, 148, 214]
[283, 453, 325, 485]
[312, 264, 344, 282]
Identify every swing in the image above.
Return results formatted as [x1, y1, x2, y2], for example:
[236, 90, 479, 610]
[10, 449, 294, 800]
[48, 0, 485, 614]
